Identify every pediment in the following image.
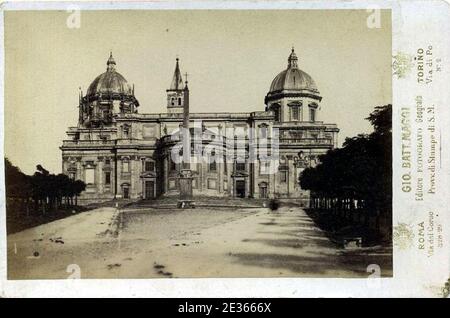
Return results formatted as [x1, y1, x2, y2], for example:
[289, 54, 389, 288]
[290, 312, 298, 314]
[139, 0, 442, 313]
[140, 171, 157, 178]
[287, 101, 302, 107]
[232, 172, 249, 177]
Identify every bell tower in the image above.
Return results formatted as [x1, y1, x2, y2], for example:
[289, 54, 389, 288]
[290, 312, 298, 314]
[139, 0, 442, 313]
[166, 58, 185, 114]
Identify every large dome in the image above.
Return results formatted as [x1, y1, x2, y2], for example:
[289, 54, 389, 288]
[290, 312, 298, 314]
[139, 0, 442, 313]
[86, 53, 133, 99]
[269, 68, 318, 93]
[266, 49, 320, 101]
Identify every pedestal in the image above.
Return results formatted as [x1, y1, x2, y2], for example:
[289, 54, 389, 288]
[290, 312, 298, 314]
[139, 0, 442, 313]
[178, 169, 195, 208]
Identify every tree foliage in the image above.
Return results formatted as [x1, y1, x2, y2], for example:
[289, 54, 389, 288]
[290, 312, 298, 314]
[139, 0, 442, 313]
[5, 158, 86, 211]
[300, 104, 392, 212]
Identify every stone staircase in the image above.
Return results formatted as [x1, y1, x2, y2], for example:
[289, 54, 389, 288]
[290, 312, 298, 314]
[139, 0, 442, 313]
[123, 195, 267, 210]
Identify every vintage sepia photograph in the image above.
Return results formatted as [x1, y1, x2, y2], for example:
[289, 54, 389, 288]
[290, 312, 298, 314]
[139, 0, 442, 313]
[4, 9, 393, 280]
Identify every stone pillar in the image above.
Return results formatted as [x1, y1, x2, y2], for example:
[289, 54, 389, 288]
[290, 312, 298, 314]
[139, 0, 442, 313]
[111, 156, 116, 197]
[97, 157, 104, 194]
[179, 169, 193, 200]
[116, 156, 122, 198]
[76, 158, 82, 180]
[254, 160, 260, 198]
[288, 158, 295, 198]
[230, 177, 235, 197]
[164, 154, 169, 194]
[218, 161, 223, 193]
[270, 168, 276, 199]
[200, 161, 206, 192]
[62, 157, 68, 176]
[130, 156, 136, 198]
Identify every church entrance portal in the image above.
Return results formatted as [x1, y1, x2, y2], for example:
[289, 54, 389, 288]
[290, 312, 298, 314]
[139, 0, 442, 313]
[123, 187, 129, 199]
[145, 180, 155, 199]
[235, 180, 246, 198]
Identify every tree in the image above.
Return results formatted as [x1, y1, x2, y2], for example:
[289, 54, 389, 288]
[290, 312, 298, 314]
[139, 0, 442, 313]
[72, 180, 87, 206]
[5, 159, 87, 214]
[299, 105, 392, 235]
[5, 158, 30, 198]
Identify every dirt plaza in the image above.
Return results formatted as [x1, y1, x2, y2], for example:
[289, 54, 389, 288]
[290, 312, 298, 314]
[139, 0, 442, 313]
[7, 199, 392, 279]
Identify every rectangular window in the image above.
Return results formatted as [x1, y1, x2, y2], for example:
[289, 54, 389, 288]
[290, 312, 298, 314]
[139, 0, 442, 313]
[209, 160, 217, 172]
[85, 168, 95, 185]
[260, 161, 270, 174]
[292, 106, 299, 120]
[145, 161, 155, 172]
[123, 161, 130, 173]
[103, 110, 110, 120]
[105, 172, 111, 185]
[236, 162, 246, 171]
[280, 171, 287, 183]
[123, 126, 130, 138]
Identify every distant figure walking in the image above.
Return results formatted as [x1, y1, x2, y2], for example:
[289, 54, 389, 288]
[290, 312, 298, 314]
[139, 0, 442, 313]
[268, 199, 280, 211]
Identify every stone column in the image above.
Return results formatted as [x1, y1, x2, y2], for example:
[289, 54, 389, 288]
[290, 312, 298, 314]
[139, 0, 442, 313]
[164, 154, 169, 194]
[76, 157, 82, 180]
[130, 156, 136, 198]
[287, 157, 294, 198]
[218, 160, 223, 194]
[97, 157, 104, 194]
[116, 156, 122, 198]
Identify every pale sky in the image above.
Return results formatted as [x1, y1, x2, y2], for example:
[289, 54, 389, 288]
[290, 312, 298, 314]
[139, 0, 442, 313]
[4, 10, 392, 175]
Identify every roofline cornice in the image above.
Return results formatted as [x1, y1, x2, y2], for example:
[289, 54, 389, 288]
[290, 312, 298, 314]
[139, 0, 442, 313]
[265, 91, 322, 104]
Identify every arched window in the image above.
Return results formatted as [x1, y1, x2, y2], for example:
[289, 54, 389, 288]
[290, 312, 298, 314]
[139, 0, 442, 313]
[310, 108, 316, 122]
[122, 184, 130, 199]
[259, 182, 268, 198]
[259, 124, 268, 139]
[209, 160, 217, 172]
[270, 104, 281, 122]
[178, 97, 182, 106]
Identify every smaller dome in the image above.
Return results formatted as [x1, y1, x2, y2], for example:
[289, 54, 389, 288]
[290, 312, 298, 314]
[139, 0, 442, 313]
[86, 53, 134, 99]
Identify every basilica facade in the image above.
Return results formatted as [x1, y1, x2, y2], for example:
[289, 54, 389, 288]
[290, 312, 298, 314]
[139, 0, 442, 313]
[60, 49, 339, 204]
